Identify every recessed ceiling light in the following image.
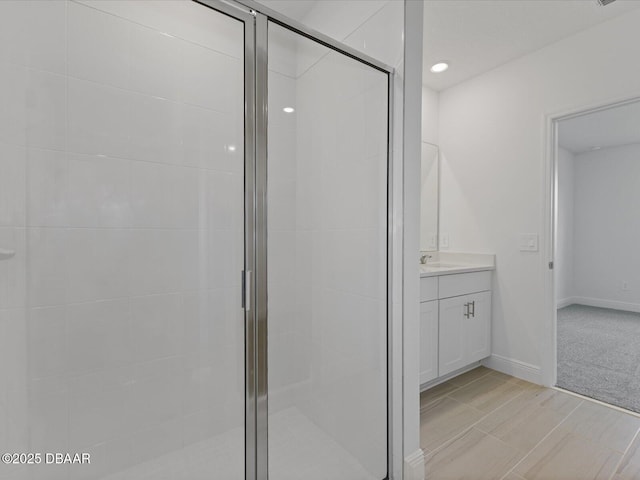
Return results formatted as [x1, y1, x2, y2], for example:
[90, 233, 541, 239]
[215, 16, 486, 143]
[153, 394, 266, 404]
[227, 145, 236, 152]
[430, 62, 449, 73]
[283, 107, 295, 113]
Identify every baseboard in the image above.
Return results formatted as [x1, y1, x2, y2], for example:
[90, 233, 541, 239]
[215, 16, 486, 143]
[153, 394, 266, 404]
[419, 362, 482, 392]
[569, 296, 640, 314]
[557, 297, 575, 309]
[482, 354, 542, 385]
[403, 448, 425, 480]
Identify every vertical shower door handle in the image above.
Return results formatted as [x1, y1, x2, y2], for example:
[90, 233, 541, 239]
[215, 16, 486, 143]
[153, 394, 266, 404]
[242, 270, 252, 311]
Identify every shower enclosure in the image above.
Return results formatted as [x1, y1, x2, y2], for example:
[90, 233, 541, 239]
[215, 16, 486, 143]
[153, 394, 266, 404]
[0, 1, 392, 479]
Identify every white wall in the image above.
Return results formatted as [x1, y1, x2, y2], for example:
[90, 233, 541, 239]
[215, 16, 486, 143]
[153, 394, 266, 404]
[438, 8, 640, 384]
[570, 144, 640, 311]
[556, 147, 575, 306]
[402, 3, 425, 479]
[422, 85, 439, 145]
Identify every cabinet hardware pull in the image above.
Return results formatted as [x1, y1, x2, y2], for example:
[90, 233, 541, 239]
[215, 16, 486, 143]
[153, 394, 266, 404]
[470, 301, 475, 318]
[464, 302, 470, 318]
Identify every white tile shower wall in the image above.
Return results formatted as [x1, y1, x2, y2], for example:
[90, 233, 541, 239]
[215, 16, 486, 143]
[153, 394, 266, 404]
[262, 3, 402, 475]
[0, 1, 245, 478]
[267, 64, 307, 405]
[299, 59, 387, 477]
[267, 31, 388, 478]
[0, 0, 66, 75]
[0, 144, 27, 227]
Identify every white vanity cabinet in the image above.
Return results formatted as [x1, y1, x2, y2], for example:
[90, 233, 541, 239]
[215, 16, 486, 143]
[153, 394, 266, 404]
[419, 269, 493, 384]
[438, 290, 491, 376]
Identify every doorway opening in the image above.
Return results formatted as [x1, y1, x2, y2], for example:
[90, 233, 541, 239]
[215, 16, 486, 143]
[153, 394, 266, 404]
[551, 97, 640, 413]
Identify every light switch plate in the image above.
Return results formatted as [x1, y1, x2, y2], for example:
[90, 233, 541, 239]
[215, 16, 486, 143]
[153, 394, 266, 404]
[519, 233, 538, 252]
[440, 234, 449, 249]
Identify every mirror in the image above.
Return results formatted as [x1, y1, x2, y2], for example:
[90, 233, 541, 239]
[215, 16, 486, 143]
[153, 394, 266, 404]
[420, 142, 439, 252]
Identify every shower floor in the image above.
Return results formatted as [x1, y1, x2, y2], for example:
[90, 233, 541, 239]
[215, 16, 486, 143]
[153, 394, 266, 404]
[98, 408, 377, 480]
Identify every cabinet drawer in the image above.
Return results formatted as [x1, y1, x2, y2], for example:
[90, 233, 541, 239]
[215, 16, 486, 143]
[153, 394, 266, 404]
[439, 271, 491, 298]
[420, 276, 438, 302]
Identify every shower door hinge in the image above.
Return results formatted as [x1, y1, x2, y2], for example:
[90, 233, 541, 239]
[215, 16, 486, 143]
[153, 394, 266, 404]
[549, 261, 554, 270]
[242, 270, 252, 310]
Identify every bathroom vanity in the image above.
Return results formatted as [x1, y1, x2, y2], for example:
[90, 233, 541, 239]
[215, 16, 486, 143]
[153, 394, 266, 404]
[419, 253, 495, 387]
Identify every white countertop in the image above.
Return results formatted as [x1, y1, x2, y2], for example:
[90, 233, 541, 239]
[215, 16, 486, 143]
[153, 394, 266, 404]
[419, 252, 495, 277]
[420, 263, 494, 277]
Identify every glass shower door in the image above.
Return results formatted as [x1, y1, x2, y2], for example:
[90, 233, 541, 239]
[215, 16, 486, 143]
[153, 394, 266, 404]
[0, 1, 246, 479]
[265, 21, 390, 480]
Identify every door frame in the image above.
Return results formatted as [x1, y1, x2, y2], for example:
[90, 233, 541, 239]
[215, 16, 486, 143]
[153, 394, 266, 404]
[542, 94, 640, 388]
[194, 1, 397, 478]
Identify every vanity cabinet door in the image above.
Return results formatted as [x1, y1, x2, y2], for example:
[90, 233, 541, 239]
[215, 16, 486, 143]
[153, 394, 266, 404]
[439, 291, 492, 377]
[420, 300, 439, 384]
[438, 295, 468, 376]
[466, 291, 492, 364]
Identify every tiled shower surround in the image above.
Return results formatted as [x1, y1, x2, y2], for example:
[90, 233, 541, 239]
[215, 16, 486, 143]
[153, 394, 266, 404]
[0, 1, 244, 478]
[0, 1, 393, 479]
[266, 24, 388, 480]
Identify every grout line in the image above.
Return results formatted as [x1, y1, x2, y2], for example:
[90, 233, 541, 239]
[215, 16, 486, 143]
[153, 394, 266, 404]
[553, 386, 640, 419]
[498, 399, 584, 480]
[423, 378, 533, 456]
[447, 368, 495, 389]
[420, 386, 461, 410]
[69, 0, 243, 63]
[607, 426, 640, 480]
[295, 1, 389, 80]
[425, 373, 639, 480]
[420, 368, 495, 410]
[545, 390, 636, 455]
[7, 142, 245, 175]
[420, 364, 487, 396]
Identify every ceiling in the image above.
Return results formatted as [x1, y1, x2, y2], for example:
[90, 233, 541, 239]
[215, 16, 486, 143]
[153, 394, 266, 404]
[559, 100, 640, 154]
[256, 0, 640, 92]
[423, 0, 640, 91]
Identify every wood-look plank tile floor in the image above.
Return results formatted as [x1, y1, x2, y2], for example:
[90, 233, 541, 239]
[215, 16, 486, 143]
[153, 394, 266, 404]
[421, 366, 640, 480]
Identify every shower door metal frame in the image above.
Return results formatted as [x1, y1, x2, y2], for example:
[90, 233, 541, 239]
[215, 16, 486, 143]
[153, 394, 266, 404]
[250, 7, 396, 480]
[194, 1, 396, 478]
[193, 1, 259, 478]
